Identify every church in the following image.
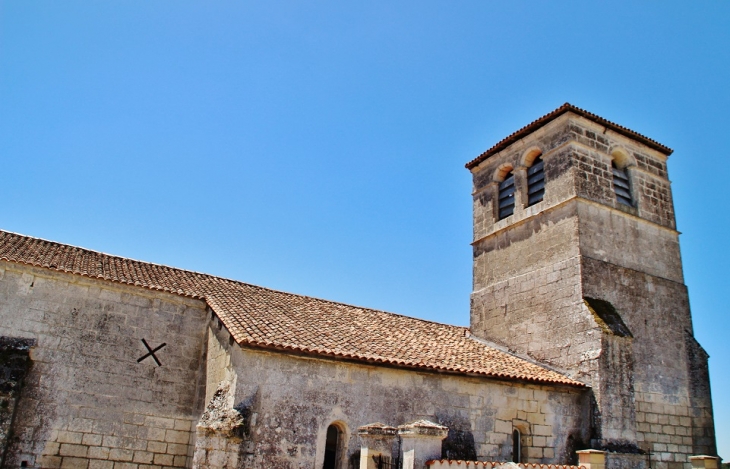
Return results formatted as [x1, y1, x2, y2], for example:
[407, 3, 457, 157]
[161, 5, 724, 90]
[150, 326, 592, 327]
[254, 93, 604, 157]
[0, 104, 718, 469]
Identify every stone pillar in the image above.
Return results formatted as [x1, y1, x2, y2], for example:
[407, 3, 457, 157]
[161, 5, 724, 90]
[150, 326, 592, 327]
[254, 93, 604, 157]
[358, 423, 397, 469]
[689, 455, 721, 469]
[513, 165, 528, 212]
[576, 450, 606, 469]
[193, 382, 245, 469]
[397, 420, 448, 469]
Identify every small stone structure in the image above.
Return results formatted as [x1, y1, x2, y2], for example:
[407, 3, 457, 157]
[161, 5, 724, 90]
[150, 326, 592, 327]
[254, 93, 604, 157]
[359, 420, 449, 469]
[358, 423, 398, 469]
[399, 420, 449, 469]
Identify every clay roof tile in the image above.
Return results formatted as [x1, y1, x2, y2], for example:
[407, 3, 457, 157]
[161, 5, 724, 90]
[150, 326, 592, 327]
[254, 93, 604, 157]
[0, 229, 584, 387]
[465, 103, 672, 170]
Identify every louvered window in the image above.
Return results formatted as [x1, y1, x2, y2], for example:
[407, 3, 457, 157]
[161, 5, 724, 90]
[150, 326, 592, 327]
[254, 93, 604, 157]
[612, 162, 632, 206]
[498, 171, 516, 220]
[526, 157, 545, 206]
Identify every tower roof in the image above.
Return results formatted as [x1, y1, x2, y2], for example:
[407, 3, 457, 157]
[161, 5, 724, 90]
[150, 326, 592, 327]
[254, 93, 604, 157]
[465, 103, 673, 170]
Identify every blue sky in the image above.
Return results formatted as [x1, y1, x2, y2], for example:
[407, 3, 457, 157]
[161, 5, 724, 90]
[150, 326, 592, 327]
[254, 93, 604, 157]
[1, 0, 729, 459]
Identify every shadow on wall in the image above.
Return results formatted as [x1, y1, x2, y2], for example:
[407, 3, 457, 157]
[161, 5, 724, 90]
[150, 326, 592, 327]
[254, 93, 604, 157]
[564, 434, 590, 465]
[0, 337, 35, 469]
[436, 413, 477, 461]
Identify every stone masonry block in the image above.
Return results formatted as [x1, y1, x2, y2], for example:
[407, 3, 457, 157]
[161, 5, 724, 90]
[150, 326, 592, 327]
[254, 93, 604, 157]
[153, 453, 174, 466]
[166, 443, 189, 455]
[88, 461, 114, 469]
[164, 429, 190, 444]
[147, 441, 167, 454]
[145, 416, 176, 429]
[534, 424, 552, 436]
[494, 419, 512, 434]
[527, 447, 544, 459]
[109, 448, 134, 462]
[59, 444, 89, 458]
[40, 455, 63, 468]
[114, 463, 139, 469]
[57, 431, 84, 444]
[146, 427, 167, 442]
[133, 451, 154, 464]
[88, 447, 110, 460]
[82, 433, 103, 446]
[174, 419, 193, 431]
[60, 457, 90, 469]
[43, 442, 61, 456]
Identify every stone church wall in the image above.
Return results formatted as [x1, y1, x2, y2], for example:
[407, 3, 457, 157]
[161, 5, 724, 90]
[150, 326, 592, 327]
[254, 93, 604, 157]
[581, 256, 715, 464]
[203, 324, 591, 469]
[470, 202, 597, 376]
[0, 261, 209, 469]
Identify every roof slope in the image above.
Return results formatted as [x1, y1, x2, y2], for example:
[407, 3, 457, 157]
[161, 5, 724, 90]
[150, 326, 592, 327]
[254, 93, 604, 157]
[465, 103, 673, 170]
[0, 229, 583, 387]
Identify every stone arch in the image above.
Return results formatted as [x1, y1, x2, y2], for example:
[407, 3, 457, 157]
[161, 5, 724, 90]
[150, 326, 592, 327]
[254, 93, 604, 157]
[511, 420, 530, 464]
[520, 146, 543, 168]
[609, 147, 636, 169]
[320, 420, 349, 469]
[493, 163, 515, 182]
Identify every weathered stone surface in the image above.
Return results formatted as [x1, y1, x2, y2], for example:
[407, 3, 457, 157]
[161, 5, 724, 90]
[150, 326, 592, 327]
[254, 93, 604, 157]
[205, 323, 589, 468]
[0, 106, 716, 469]
[469, 111, 716, 468]
[0, 263, 208, 468]
[0, 336, 35, 468]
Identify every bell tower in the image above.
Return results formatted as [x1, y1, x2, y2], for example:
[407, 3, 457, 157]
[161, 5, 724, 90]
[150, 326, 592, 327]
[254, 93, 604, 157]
[467, 104, 716, 468]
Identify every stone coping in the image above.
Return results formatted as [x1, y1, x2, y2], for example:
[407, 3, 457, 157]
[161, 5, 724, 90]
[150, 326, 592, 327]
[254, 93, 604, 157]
[426, 461, 585, 469]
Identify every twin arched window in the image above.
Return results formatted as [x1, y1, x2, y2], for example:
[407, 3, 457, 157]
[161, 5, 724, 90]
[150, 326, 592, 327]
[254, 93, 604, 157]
[497, 154, 544, 220]
[496, 150, 635, 219]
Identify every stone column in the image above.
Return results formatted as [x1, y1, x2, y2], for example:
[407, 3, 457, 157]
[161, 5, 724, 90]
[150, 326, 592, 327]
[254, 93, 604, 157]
[358, 423, 397, 469]
[689, 455, 721, 469]
[513, 165, 528, 212]
[576, 449, 606, 469]
[192, 382, 245, 469]
[397, 420, 448, 469]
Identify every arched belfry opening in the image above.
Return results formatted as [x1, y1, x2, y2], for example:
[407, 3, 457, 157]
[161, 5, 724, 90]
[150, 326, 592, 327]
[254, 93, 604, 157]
[323, 424, 341, 469]
[497, 168, 516, 220]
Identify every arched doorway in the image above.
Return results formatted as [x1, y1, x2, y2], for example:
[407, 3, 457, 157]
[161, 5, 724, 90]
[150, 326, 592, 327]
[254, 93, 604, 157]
[323, 424, 341, 469]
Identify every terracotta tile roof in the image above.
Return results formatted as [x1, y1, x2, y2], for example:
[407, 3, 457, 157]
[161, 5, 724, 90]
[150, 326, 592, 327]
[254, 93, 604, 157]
[465, 103, 673, 170]
[0, 229, 584, 387]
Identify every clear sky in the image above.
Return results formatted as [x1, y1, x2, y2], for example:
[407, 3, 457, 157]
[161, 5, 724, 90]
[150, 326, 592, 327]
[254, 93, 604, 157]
[1, 0, 729, 459]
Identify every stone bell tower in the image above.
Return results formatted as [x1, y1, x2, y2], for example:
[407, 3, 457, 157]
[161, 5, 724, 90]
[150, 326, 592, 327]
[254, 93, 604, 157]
[466, 104, 716, 468]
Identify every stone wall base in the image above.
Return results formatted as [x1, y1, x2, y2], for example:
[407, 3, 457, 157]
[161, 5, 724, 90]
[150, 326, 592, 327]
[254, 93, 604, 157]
[605, 452, 650, 469]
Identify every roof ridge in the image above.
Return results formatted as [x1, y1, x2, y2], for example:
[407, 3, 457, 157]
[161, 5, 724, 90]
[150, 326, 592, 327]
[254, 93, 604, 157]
[465, 102, 672, 170]
[0, 228, 468, 331]
[0, 228, 584, 387]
